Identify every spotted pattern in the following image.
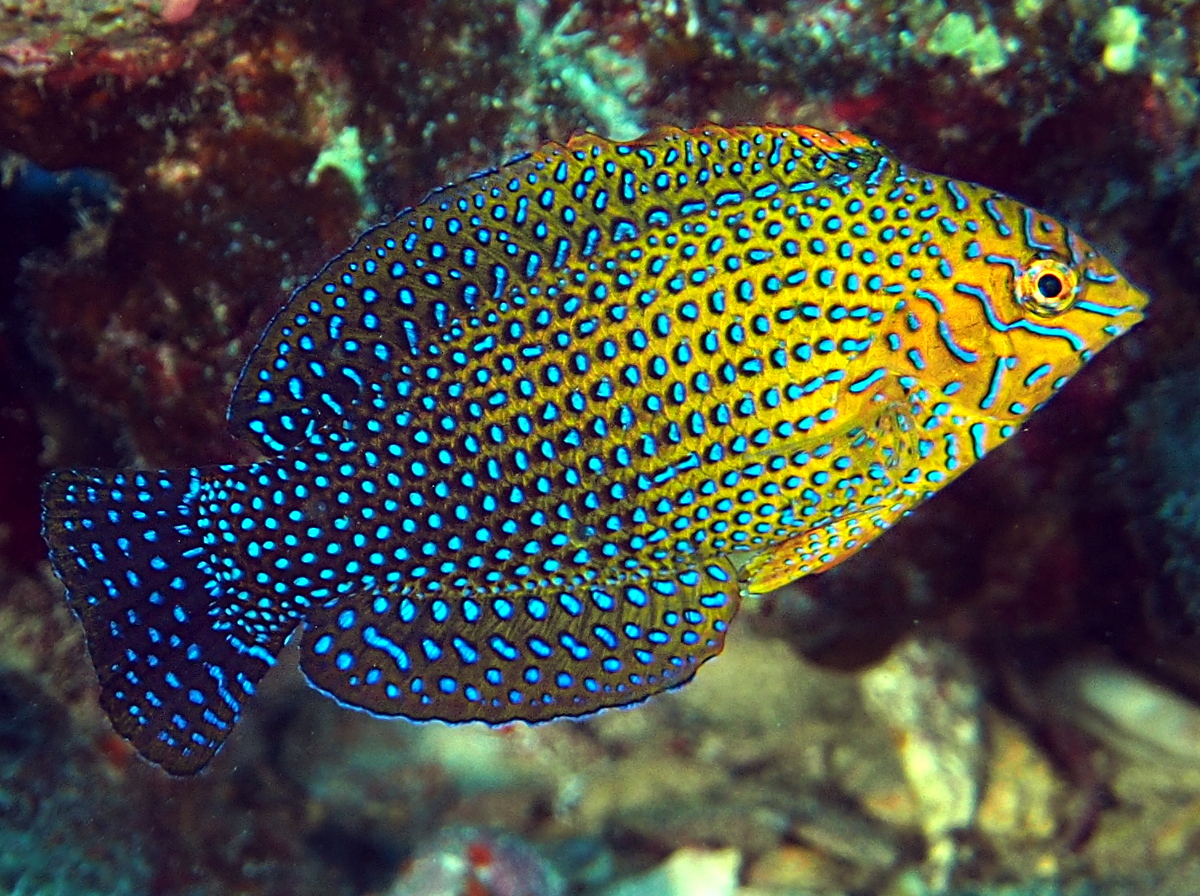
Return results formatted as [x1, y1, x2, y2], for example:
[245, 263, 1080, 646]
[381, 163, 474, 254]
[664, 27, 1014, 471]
[43, 124, 1147, 774]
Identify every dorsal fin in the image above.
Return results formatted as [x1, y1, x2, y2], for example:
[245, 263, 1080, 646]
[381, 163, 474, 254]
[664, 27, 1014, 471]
[227, 152, 551, 453]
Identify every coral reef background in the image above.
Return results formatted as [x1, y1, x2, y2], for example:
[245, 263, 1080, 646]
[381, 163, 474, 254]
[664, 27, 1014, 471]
[3, 0, 1200, 893]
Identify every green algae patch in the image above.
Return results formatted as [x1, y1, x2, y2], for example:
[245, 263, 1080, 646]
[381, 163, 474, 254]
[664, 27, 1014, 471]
[928, 12, 1012, 77]
[1097, 6, 1145, 74]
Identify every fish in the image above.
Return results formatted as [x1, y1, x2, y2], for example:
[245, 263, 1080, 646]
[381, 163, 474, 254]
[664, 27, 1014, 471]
[42, 124, 1148, 774]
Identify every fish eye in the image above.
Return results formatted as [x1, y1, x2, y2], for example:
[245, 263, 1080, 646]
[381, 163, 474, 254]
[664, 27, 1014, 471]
[1016, 259, 1079, 316]
[1037, 273, 1062, 297]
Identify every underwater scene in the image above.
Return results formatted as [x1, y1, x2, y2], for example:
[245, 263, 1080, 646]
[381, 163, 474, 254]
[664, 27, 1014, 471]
[1, 0, 1199, 893]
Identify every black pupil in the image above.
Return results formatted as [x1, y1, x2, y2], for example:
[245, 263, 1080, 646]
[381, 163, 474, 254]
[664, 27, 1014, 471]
[1036, 272, 1063, 298]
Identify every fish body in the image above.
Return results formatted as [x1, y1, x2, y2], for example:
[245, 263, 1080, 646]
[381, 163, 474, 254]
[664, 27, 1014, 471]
[43, 124, 1147, 773]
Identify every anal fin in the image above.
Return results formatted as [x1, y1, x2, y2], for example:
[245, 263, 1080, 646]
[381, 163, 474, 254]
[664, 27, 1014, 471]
[298, 557, 742, 724]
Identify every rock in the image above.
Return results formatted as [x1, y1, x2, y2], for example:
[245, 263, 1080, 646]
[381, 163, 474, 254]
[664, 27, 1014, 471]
[790, 809, 902, 872]
[860, 639, 984, 841]
[860, 638, 985, 889]
[600, 847, 740, 896]
[744, 843, 846, 893]
[382, 827, 562, 896]
[1047, 658, 1200, 776]
[567, 752, 730, 839]
[975, 713, 1064, 881]
[976, 714, 1062, 845]
[671, 628, 816, 739]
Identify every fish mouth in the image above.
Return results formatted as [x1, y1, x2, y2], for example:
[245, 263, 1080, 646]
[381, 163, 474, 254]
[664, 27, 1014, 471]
[1072, 276, 1149, 337]
[1078, 262, 1150, 315]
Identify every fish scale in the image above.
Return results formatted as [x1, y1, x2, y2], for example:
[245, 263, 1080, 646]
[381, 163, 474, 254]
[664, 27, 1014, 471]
[42, 124, 1147, 774]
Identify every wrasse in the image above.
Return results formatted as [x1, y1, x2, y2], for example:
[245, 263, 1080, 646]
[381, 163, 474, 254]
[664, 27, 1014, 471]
[43, 124, 1147, 774]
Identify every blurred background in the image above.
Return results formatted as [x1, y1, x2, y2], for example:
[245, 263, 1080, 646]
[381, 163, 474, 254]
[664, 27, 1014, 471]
[2, 0, 1200, 893]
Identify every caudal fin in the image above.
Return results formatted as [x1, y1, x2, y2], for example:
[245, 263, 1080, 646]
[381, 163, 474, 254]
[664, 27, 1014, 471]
[42, 468, 277, 774]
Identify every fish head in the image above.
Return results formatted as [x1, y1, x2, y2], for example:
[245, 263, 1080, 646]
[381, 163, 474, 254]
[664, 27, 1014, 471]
[933, 195, 1147, 442]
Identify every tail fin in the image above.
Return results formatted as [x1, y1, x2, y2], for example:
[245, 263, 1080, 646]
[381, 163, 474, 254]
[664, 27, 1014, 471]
[42, 468, 278, 774]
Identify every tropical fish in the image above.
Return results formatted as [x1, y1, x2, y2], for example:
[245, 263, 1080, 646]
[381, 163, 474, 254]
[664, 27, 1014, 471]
[42, 124, 1147, 774]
